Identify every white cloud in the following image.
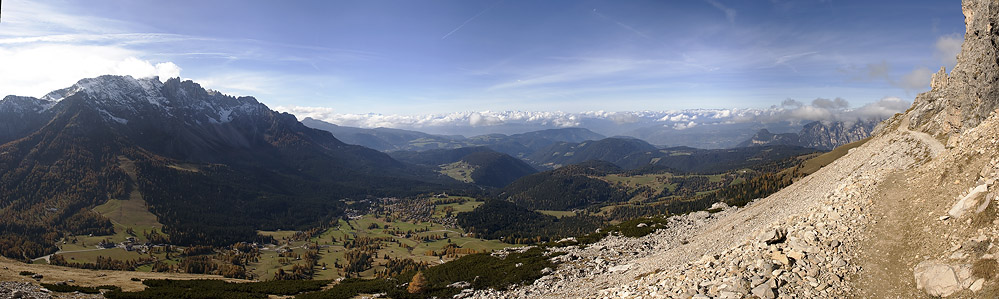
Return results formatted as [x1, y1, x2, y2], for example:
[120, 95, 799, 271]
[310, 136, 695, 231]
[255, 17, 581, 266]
[155, 62, 183, 79]
[279, 97, 910, 135]
[275, 109, 588, 129]
[780, 99, 803, 108]
[607, 112, 640, 124]
[852, 97, 911, 120]
[468, 112, 504, 126]
[897, 67, 933, 91]
[811, 98, 849, 109]
[0, 44, 181, 97]
[704, 0, 737, 24]
[273, 105, 338, 121]
[777, 97, 910, 123]
[0, 1, 184, 97]
[788, 105, 834, 121]
[673, 121, 698, 130]
[934, 34, 963, 68]
[194, 73, 277, 95]
[113, 57, 182, 80]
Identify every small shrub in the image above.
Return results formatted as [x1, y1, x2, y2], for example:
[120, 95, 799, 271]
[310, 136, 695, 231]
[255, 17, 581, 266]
[18, 271, 34, 276]
[105, 279, 331, 298]
[973, 259, 998, 279]
[407, 271, 426, 294]
[41, 283, 121, 294]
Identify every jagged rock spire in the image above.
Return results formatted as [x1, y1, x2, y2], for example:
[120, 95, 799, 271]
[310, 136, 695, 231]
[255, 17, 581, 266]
[907, 0, 999, 142]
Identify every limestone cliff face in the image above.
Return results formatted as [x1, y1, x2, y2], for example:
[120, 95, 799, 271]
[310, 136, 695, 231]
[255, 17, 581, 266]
[738, 120, 876, 151]
[908, 0, 999, 143]
[797, 120, 876, 150]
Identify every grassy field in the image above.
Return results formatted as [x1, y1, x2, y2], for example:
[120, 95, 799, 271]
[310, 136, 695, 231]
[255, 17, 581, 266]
[706, 174, 724, 183]
[92, 197, 162, 229]
[0, 257, 249, 292]
[249, 206, 513, 281]
[602, 173, 673, 194]
[57, 193, 166, 253]
[433, 200, 482, 217]
[59, 155, 168, 252]
[537, 210, 578, 218]
[257, 230, 299, 240]
[35, 192, 513, 283]
[439, 161, 476, 183]
[54, 174, 166, 254]
[55, 248, 147, 264]
[796, 137, 870, 175]
[600, 171, 740, 202]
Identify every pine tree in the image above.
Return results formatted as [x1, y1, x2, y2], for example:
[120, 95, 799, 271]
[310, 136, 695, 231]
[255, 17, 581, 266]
[407, 271, 427, 294]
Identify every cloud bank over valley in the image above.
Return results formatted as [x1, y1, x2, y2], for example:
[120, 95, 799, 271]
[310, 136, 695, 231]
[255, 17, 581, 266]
[276, 97, 910, 137]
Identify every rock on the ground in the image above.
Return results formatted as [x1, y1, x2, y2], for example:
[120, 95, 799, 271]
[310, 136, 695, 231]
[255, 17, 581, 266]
[913, 260, 968, 297]
[948, 184, 989, 218]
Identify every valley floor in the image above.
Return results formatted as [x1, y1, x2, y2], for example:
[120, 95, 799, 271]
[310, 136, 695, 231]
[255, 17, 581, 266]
[0, 256, 246, 292]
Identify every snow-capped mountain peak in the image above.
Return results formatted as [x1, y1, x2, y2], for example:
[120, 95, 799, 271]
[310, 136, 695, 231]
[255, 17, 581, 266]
[0, 95, 55, 113]
[33, 75, 269, 126]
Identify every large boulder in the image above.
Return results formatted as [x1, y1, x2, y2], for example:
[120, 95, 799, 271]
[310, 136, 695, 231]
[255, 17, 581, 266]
[948, 184, 990, 218]
[914, 260, 972, 297]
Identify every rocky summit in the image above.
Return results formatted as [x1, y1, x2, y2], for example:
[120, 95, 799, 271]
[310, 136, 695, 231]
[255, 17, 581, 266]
[463, 0, 999, 297]
[738, 120, 878, 151]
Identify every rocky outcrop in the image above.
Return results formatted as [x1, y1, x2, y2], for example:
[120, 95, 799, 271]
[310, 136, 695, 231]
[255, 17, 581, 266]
[737, 120, 877, 151]
[907, 0, 999, 141]
[796, 120, 876, 150]
[0, 95, 54, 144]
[0, 280, 102, 299]
[737, 129, 799, 148]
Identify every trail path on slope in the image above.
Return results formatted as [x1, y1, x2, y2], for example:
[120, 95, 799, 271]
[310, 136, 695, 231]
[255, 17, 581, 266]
[477, 125, 930, 298]
[852, 117, 998, 298]
[898, 117, 945, 157]
[852, 172, 934, 299]
[849, 119, 954, 299]
[482, 117, 953, 298]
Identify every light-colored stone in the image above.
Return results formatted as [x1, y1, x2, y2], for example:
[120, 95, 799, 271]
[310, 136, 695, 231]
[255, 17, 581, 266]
[949, 184, 989, 218]
[752, 283, 776, 299]
[970, 278, 985, 292]
[609, 264, 632, 272]
[772, 251, 790, 266]
[913, 260, 963, 297]
[787, 250, 805, 262]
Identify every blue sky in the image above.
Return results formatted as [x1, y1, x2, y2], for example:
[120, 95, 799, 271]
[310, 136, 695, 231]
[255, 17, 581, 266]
[0, 0, 964, 117]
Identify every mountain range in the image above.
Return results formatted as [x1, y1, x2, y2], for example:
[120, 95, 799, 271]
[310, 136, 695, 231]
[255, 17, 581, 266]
[0, 75, 461, 257]
[737, 120, 878, 150]
[302, 117, 606, 157]
[305, 115, 874, 158]
[0, 74, 885, 262]
[389, 146, 538, 188]
[305, 117, 868, 173]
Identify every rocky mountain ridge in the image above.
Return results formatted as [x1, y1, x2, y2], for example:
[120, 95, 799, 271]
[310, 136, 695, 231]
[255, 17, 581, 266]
[738, 120, 877, 151]
[302, 117, 606, 155]
[0, 75, 458, 257]
[470, 0, 999, 297]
